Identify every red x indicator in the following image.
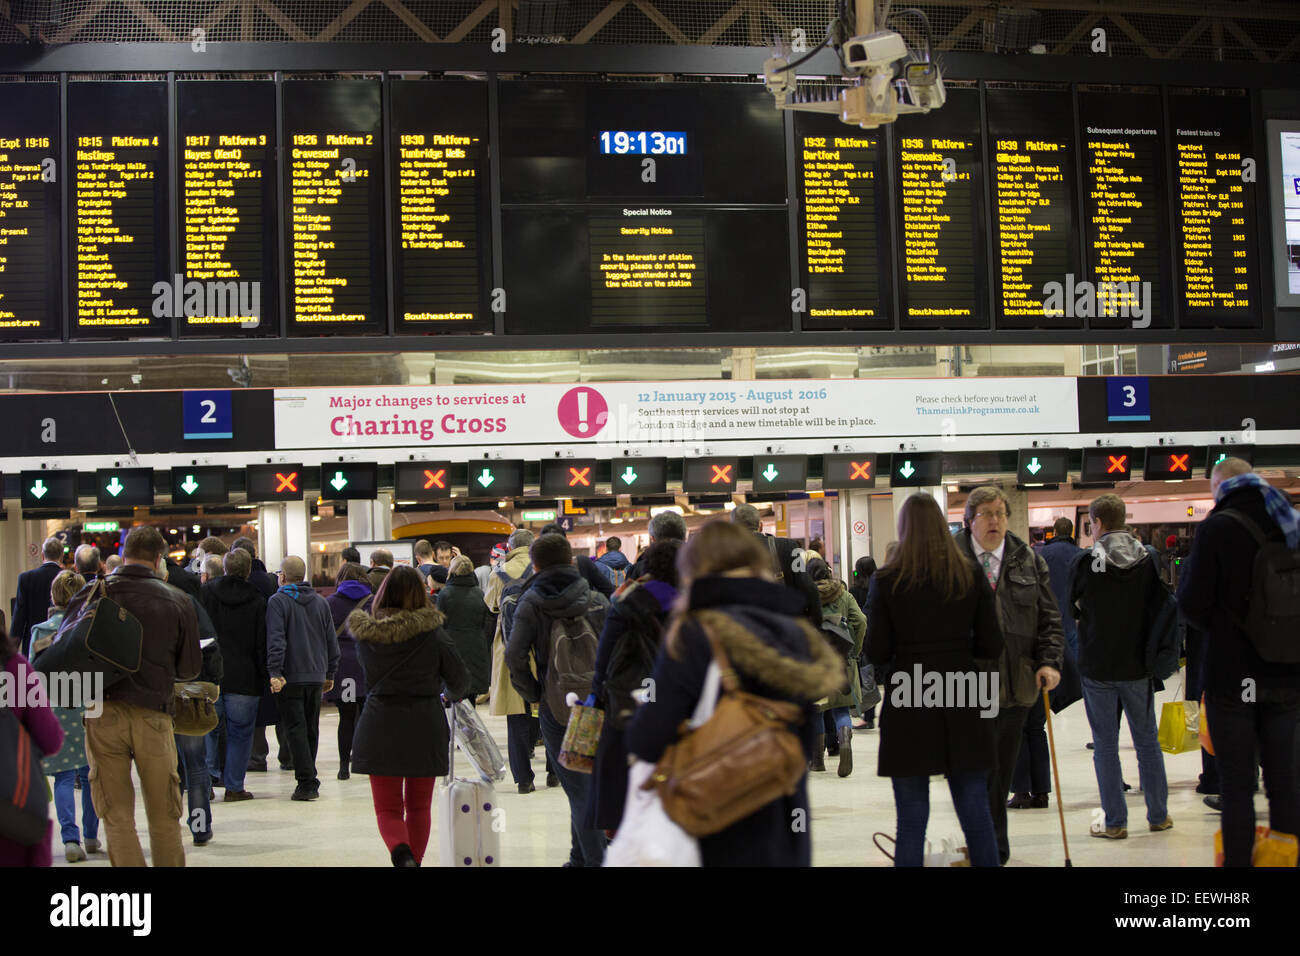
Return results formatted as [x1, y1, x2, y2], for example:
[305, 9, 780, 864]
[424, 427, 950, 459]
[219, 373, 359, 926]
[275, 472, 298, 493]
[1106, 455, 1128, 474]
[710, 464, 732, 484]
[568, 467, 591, 488]
[849, 461, 872, 480]
[1168, 453, 1189, 473]
[423, 469, 446, 490]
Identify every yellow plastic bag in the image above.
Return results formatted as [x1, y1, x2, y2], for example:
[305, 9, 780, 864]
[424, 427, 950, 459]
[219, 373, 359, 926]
[1158, 699, 1200, 754]
[1215, 827, 1299, 867]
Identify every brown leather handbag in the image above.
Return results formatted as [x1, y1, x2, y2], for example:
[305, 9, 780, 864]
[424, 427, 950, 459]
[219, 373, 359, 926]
[648, 629, 807, 837]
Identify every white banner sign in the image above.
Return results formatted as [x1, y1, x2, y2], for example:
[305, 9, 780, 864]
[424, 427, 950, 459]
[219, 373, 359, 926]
[273, 377, 1079, 450]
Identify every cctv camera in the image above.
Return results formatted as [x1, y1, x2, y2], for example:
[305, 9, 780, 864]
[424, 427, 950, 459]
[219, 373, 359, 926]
[842, 30, 909, 71]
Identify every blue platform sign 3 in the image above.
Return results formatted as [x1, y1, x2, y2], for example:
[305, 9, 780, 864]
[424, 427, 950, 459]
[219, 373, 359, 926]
[184, 390, 233, 439]
[1106, 377, 1150, 422]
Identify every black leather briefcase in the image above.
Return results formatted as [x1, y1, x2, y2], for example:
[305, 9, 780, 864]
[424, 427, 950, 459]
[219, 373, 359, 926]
[33, 576, 143, 690]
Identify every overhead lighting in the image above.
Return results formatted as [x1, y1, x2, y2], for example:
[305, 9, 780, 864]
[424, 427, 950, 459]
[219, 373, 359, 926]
[311, 515, 321, 522]
[610, 517, 624, 524]
[191, 524, 201, 534]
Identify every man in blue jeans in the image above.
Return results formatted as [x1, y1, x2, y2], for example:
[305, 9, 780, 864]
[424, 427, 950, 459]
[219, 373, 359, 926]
[1070, 493, 1174, 839]
[1178, 458, 1300, 866]
[505, 533, 610, 866]
[201, 547, 269, 801]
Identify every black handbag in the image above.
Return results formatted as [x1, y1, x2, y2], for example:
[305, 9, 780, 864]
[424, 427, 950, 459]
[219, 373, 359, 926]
[0, 703, 49, 845]
[32, 576, 143, 690]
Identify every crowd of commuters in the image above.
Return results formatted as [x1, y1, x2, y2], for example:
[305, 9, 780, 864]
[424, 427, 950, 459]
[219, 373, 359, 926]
[4, 457, 1297, 868]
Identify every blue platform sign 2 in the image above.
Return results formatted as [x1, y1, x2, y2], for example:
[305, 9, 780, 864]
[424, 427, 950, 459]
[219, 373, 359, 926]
[1106, 377, 1150, 422]
[184, 390, 233, 439]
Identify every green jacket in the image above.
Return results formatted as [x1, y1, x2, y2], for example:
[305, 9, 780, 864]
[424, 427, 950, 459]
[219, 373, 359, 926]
[817, 579, 867, 710]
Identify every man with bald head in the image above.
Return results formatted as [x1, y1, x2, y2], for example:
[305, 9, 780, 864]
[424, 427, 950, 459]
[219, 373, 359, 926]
[1178, 457, 1300, 866]
[267, 555, 339, 801]
[74, 544, 102, 583]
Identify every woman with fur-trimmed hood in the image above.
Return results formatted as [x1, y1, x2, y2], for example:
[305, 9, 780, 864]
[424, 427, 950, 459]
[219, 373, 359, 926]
[347, 566, 470, 867]
[624, 522, 844, 867]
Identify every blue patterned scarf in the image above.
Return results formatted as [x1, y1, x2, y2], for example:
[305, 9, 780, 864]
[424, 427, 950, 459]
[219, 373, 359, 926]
[1215, 473, 1299, 549]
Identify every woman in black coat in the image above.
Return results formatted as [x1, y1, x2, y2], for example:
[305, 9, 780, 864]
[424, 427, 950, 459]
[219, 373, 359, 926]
[434, 555, 492, 699]
[348, 566, 471, 867]
[866, 493, 1004, 867]
[623, 522, 843, 867]
[586, 539, 682, 832]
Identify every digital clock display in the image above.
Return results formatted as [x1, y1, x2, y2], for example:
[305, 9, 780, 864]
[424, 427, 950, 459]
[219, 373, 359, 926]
[598, 131, 687, 155]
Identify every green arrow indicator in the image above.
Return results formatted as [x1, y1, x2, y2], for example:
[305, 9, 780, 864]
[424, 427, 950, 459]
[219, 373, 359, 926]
[476, 468, 495, 489]
[180, 474, 199, 495]
[1025, 457, 1042, 476]
[620, 466, 638, 485]
[29, 479, 48, 500]
[762, 463, 780, 482]
[329, 471, 348, 492]
[898, 460, 916, 479]
[1215, 453, 1227, 464]
[105, 476, 124, 497]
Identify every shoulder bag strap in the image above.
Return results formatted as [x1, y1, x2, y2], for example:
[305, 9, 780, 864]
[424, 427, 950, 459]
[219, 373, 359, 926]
[335, 594, 373, 638]
[1221, 509, 1271, 545]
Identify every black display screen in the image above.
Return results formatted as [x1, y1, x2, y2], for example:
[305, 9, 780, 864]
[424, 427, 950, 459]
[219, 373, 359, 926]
[502, 207, 788, 334]
[751, 455, 808, 493]
[1142, 446, 1198, 481]
[246, 463, 305, 501]
[1205, 445, 1254, 478]
[390, 79, 492, 334]
[1169, 93, 1260, 328]
[320, 462, 378, 500]
[894, 88, 987, 328]
[1016, 448, 1069, 484]
[985, 88, 1081, 329]
[170, 465, 230, 505]
[1080, 447, 1134, 483]
[465, 460, 524, 499]
[889, 452, 943, 487]
[394, 461, 454, 500]
[822, 453, 878, 489]
[1077, 91, 1171, 329]
[682, 457, 738, 493]
[0, 83, 60, 341]
[795, 113, 892, 329]
[611, 457, 667, 495]
[499, 82, 785, 204]
[282, 80, 386, 335]
[21, 470, 78, 509]
[176, 80, 278, 337]
[68, 81, 170, 339]
[539, 458, 599, 497]
[95, 467, 154, 507]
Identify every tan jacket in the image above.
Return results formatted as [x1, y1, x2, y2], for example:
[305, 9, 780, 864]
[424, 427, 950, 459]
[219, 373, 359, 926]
[486, 547, 533, 717]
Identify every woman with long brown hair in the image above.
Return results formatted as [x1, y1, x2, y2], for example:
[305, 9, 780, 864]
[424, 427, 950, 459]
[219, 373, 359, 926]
[347, 565, 470, 866]
[866, 493, 1004, 866]
[623, 521, 843, 866]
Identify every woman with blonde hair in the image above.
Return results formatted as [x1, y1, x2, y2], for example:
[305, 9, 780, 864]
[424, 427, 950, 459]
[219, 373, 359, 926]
[623, 521, 843, 866]
[866, 493, 1004, 866]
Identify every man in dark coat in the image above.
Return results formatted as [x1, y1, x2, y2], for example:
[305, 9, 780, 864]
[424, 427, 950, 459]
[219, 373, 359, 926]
[435, 557, 492, 698]
[233, 537, 278, 599]
[506, 533, 610, 866]
[538, 523, 614, 598]
[12, 536, 65, 656]
[729, 504, 822, 627]
[1177, 458, 1300, 867]
[954, 486, 1064, 865]
[201, 547, 268, 801]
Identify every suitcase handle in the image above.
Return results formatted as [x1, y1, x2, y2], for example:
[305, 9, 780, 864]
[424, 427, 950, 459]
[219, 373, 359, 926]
[446, 695, 456, 778]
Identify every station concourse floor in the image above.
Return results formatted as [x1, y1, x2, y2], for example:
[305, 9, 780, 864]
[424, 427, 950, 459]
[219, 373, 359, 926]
[50, 677, 1229, 868]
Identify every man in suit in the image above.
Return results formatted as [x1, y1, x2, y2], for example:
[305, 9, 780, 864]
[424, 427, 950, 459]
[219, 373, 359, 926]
[12, 536, 65, 656]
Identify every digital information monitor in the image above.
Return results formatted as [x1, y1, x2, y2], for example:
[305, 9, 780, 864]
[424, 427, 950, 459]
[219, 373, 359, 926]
[68, 81, 170, 339]
[682, 457, 739, 493]
[394, 461, 454, 500]
[1078, 90, 1170, 329]
[986, 88, 1081, 329]
[894, 88, 986, 328]
[611, 457, 667, 495]
[1081, 447, 1134, 483]
[390, 80, 491, 333]
[283, 80, 386, 335]
[0, 83, 60, 341]
[540, 459, 600, 497]
[795, 113, 891, 328]
[176, 80, 277, 336]
[1170, 93, 1260, 328]
[822, 453, 878, 489]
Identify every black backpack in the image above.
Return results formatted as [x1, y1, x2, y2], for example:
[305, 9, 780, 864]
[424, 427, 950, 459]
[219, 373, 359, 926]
[603, 584, 667, 728]
[1221, 511, 1300, 663]
[541, 590, 608, 720]
[0, 699, 49, 845]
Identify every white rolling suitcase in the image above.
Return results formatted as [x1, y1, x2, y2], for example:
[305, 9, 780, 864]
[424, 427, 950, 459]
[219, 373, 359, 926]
[438, 703, 501, 867]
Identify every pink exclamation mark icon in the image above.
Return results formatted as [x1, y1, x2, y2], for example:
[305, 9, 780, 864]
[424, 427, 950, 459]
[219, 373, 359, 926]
[558, 387, 609, 439]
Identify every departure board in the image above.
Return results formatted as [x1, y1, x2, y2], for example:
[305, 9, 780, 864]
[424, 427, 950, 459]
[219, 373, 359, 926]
[0, 83, 60, 341]
[1078, 91, 1170, 329]
[177, 80, 278, 336]
[1170, 94, 1260, 327]
[893, 88, 986, 328]
[68, 81, 170, 338]
[283, 80, 386, 335]
[986, 89, 1081, 328]
[390, 80, 491, 333]
[590, 210, 706, 326]
[794, 112, 891, 329]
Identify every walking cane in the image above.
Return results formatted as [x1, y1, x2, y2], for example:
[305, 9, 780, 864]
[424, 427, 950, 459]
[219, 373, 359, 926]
[1043, 688, 1073, 867]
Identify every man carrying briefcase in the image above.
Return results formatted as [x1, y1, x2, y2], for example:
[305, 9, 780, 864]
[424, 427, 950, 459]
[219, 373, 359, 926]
[69, 526, 202, 867]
